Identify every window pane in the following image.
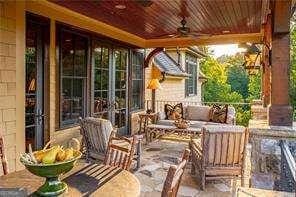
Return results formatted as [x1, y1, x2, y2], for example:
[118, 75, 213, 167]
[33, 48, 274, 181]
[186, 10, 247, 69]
[62, 98, 71, 121]
[62, 78, 72, 99]
[115, 51, 121, 70]
[73, 79, 83, 98]
[101, 70, 109, 90]
[60, 31, 87, 126]
[94, 47, 102, 69]
[115, 90, 126, 109]
[102, 47, 109, 68]
[115, 71, 126, 90]
[132, 80, 141, 94]
[131, 51, 144, 111]
[94, 69, 101, 91]
[185, 53, 197, 96]
[121, 51, 127, 69]
[61, 32, 73, 76]
[71, 99, 82, 121]
[74, 36, 87, 76]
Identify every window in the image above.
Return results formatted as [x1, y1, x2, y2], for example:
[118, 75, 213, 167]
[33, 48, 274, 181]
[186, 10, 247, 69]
[131, 51, 144, 111]
[185, 53, 197, 96]
[60, 30, 88, 126]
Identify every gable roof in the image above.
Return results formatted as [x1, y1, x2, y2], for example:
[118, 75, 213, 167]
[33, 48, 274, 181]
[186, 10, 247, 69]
[153, 51, 189, 77]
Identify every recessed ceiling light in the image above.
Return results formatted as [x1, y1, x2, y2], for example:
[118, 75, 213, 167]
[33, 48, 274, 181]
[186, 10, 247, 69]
[222, 30, 230, 34]
[115, 4, 126, 9]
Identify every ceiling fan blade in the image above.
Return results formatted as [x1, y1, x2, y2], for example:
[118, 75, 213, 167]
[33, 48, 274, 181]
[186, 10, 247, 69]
[154, 33, 179, 39]
[190, 31, 212, 36]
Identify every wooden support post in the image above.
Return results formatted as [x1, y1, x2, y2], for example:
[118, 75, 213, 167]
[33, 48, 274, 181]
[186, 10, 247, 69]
[268, 0, 293, 126]
[151, 89, 156, 113]
[262, 15, 272, 107]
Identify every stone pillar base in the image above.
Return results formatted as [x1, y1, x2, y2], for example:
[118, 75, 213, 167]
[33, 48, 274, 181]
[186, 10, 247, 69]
[268, 105, 293, 126]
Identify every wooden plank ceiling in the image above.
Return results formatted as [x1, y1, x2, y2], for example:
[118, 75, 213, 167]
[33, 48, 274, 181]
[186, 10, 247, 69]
[50, 0, 267, 40]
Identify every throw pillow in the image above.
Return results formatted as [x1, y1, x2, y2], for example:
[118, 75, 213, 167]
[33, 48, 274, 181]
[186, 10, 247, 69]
[164, 103, 183, 120]
[209, 104, 228, 123]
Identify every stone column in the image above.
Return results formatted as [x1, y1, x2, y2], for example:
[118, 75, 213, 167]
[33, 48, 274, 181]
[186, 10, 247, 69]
[268, 0, 293, 126]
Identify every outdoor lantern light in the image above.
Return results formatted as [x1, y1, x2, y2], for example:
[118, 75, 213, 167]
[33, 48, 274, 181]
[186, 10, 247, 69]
[147, 78, 162, 113]
[241, 43, 261, 75]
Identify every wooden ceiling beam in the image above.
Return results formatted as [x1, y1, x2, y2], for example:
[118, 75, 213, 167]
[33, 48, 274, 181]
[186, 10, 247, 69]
[144, 33, 263, 48]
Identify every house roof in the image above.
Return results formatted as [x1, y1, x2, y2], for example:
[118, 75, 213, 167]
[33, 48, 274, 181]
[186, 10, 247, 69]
[153, 52, 189, 77]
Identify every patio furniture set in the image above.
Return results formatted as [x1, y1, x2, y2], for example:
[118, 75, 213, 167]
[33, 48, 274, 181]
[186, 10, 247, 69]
[0, 103, 249, 196]
[138, 103, 250, 190]
[0, 116, 191, 197]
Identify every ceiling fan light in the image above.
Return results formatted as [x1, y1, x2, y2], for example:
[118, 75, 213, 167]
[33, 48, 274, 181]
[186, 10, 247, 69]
[222, 30, 230, 34]
[115, 4, 126, 9]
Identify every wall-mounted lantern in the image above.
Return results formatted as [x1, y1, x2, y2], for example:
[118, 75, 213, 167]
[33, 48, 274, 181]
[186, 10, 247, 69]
[239, 43, 261, 75]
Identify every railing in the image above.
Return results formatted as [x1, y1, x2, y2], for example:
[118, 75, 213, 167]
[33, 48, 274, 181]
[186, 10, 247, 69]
[277, 140, 296, 192]
[145, 100, 251, 126]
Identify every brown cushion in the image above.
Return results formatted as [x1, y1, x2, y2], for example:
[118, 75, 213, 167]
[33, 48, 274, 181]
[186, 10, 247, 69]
[164, 103, 183, 120]
[209, 104, 228, 123]
[186, 105, 211, 121]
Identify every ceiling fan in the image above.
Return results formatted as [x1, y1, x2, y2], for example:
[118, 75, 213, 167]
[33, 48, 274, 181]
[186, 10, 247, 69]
[156, 17, 211, 39]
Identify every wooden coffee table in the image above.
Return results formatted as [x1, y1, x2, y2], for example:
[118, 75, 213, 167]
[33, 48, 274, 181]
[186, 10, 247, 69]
[146, 124, 201, 144]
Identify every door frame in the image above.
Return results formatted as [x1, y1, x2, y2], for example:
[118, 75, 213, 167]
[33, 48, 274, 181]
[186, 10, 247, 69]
[91, 39, 130, 134]
[25, 13, 50, 149]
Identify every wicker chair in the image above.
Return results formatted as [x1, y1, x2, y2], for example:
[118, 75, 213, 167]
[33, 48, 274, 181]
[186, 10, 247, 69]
[0, 132, 8, 175]
[190, 125, 249, 190]
[104, 131, 137, 170]
[161, 149, 191, 197]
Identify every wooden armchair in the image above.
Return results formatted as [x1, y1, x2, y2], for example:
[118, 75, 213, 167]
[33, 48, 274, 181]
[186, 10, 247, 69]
[0, 132, 8, 175]
[79, 117, 114, 160]
[190, 125, 249, 190]
[104, 131, 137, 171]
[79, 117, 142, 170]
[162, 149, 191, 197]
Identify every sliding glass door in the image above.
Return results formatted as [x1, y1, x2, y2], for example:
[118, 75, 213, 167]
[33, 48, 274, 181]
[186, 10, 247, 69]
[93, 42, 128, 135]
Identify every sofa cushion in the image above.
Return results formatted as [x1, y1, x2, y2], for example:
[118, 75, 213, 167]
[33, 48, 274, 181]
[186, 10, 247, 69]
[226, 106, 236, 124]
[185, 105, 211, 121]
[209, 104, 228, 123]
[157, 119, 175, 126]
[164, 103, 183, 120]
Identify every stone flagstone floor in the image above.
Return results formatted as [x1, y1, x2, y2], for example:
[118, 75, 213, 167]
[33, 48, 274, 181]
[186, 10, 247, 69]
[134, 140, 236, 197]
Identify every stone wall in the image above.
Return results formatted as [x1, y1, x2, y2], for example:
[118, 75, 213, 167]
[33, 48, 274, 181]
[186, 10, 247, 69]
[248, 120, 296, 190]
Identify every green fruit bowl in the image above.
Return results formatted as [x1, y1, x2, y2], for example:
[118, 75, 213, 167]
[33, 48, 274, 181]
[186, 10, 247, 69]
[20, 150, 82, 196]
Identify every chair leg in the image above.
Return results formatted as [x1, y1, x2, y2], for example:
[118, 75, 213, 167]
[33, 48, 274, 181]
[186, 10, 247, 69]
[191, 162, 196, 175]
[200, 170, 206, 190]
[136, 140, 141, 170]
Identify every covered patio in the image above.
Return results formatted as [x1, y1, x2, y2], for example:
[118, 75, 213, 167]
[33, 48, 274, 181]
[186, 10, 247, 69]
[0, 0, 296, 196]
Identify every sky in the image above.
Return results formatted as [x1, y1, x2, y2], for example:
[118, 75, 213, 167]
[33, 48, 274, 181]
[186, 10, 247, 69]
[209, 44, 246, 58]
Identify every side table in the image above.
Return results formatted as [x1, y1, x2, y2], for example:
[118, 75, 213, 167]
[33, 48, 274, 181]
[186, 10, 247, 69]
[138, 113, 158, 142]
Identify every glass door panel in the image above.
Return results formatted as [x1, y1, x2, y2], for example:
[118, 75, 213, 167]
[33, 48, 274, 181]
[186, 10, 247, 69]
[93, 45, 109, 119]
[25, 21, 44, 151]
[114, 49, 128, 134]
